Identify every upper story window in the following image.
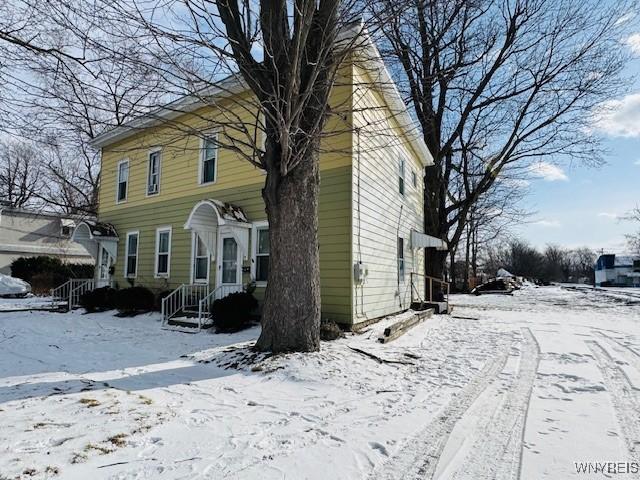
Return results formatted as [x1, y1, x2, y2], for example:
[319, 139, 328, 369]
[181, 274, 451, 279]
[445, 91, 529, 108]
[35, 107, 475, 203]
[399, 158, 405, 196]
[200, 135, 217, 184]
[125, 231, 139, 278]
[116, 160, 129, 203]
[412, 170, 417, 188]
[398, 237, 405, 281]
[147, 149, 161, 195]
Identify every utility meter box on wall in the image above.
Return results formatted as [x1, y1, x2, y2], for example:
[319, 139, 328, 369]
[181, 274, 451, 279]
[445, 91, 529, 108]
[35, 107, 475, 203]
[354, 262, 368, 283]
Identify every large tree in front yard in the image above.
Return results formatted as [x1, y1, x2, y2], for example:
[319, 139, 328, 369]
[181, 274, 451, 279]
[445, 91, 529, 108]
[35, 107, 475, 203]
[215, 0, 357, 352]
[370, 0, 636, 282]
[71, 0, 363, 352]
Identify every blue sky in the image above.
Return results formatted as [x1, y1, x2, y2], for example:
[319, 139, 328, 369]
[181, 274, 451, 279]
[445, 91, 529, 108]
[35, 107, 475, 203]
[515, 47, 640, 253]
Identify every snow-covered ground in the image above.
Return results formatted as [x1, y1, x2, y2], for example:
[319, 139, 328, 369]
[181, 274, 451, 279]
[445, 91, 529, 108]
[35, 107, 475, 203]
[0, 286, 639, 479]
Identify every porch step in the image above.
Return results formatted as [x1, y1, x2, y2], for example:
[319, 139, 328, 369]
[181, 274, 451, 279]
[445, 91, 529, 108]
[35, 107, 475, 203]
[167, 316, 213, 329]
[411, 301, 452, 314]
[161, 325, 202, 334]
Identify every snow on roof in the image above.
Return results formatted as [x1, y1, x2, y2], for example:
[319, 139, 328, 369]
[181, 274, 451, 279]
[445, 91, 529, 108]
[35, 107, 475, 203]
[209, 199, 249, 223]
[497, 268, 515, 278]
[615, 255, 640, 267]
[82, 220, 118, 238]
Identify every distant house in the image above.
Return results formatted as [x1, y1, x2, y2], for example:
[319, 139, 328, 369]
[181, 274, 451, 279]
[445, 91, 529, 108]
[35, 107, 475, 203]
[594, 254, 640, 287]
[0, 202, 93, 275]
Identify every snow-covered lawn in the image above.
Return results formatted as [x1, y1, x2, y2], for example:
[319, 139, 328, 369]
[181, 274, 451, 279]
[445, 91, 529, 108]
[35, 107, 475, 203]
[0, 286, 639, 479]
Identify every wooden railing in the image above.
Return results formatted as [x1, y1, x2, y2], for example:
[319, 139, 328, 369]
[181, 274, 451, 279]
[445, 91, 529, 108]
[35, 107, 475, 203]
[410, 272, 450, 305]
[198, 284, 243, 329]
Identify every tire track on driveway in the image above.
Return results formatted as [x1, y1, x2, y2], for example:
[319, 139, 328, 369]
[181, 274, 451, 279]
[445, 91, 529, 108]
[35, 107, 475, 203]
[586, 340, 640, 462]
[595, 332, 640, 385]
[369, 341, 513, 480]
[445, 327, 540, 480]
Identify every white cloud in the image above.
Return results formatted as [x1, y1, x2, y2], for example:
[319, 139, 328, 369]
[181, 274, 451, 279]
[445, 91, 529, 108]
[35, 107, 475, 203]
[598, 212, 619, 219]
[626, 33, 640, 54]
[532, 219, 562, 228]
[527, 161, 568, 181]
[634, 159, 640, 166]
[593, 93, 640, 137]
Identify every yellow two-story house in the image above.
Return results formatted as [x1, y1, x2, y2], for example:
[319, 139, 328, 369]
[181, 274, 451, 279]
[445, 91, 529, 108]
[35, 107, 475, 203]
[72, 39, 436, 329]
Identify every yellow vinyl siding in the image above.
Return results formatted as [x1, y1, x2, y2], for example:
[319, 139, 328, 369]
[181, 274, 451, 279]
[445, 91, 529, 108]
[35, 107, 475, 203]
[100, 165, 352, 323]
[98, 76, 353, 216]
[350, 63, 426, 322]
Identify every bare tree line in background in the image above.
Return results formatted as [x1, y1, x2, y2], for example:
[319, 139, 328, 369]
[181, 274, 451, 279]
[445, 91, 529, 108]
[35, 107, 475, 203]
[0, 0, 638, 350]
[625, 207, 640, 255]
[482, 240, 598, 285]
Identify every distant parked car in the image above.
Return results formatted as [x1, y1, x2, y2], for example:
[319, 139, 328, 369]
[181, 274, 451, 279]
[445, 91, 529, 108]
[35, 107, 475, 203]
[471, 278, 515, 295]
[0, 273, 31, 298]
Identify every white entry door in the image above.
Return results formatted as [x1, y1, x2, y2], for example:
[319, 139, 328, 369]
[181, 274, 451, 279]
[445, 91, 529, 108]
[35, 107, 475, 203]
[217, 235, 241, 285]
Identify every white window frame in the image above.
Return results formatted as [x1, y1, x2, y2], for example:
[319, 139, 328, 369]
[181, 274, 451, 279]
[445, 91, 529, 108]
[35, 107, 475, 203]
[399, 157, 406, 196]
[146, 147, 162, 196]
[411, 169, 417, 188]
[116, 159, 129, 204]
[124, 230, 139, 278]
[251, 220, 269, 286]
[198, 134, 218, 186]
[398, 237, 405, 282]
[190, 232, 210, 284]
[154, 226, 172, 278]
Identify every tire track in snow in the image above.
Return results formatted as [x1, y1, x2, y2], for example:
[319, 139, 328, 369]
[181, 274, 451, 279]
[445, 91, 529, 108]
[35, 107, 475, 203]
[448, 327, 540, 480]
[586, 340, 640, 461]
[595, 332, 640, 383]
[369, 342, 512, 480]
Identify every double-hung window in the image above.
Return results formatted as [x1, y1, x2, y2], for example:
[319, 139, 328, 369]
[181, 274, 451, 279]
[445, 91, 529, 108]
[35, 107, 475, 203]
[397, 237, 405, 281]
[116, 160, 129, 203]
[125, 231, 139, 278]
[147, 150, 161, 195]
[399, 158, 405, 196]
[155, 227, 171, 277]
[200, 135, 217, 184]
[255, 226, 269, 283]
[193, 234, 209, 282]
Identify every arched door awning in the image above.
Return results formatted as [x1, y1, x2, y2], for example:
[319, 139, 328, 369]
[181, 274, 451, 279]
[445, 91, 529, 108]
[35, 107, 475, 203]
[184, 199, 251, 259]
[71, 221, 119, 260]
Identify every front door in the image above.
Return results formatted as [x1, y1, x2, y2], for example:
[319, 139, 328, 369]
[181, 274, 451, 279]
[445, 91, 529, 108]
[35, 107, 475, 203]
[218, 236, 241, 285]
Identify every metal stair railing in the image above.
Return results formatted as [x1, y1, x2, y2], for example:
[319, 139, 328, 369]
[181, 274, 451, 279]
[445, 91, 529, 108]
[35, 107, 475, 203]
[161, 283, 210, 327]
[198, 284, 243, 330]
[51, 278, 95, 311]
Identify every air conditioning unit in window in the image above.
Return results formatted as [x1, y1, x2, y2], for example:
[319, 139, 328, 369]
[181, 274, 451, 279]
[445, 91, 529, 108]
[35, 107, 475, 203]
[148, 183, 158, 194]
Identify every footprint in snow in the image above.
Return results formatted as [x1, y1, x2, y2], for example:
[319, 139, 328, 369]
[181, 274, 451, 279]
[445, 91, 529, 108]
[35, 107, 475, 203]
[369, 442, 389, 456]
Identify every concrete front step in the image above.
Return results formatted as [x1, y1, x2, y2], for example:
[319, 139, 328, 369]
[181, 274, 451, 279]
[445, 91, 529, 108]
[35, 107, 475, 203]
[167, 316, 213, 329]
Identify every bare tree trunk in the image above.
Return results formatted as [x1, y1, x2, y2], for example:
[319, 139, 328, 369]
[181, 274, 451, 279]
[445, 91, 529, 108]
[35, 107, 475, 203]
[471, 224, 478, 279]
[463, 220, 471, 292]
[256, 149, 321, 353]
[449, 248, 457, 292]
